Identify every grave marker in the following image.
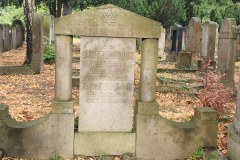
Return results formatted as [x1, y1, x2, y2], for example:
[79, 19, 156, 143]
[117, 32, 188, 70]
[201, 21, 218, 61]
[79, 37, 136, 132]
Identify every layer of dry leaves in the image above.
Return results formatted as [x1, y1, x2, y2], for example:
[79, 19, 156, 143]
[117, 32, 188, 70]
[0, 43, 237, 159]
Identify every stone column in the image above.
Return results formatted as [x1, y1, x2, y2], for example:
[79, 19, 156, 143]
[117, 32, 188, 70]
[31, 14, 44, 74]
[217, 18, 237, 88]
[55, 35, 72, 101]
[140, 39, 158, 102]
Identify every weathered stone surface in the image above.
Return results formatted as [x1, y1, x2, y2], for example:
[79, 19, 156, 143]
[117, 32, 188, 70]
[31, 14, 44, 74]
[204, 150, 227, 160]
[176, 51, 192, 69]
[55, 35, 73, 101]
[139, 39, 158, 102]
[79, 37, 135, 132]
[136, 102, 217, 160]
[201, 21, 218, 61]
[11, 27, 17, 49]
[55, 4, 163, 38]
[227, 123, 240, 160]
[217, 18, 237, 88]
[158, 29, 165, 57]
[0, 66, 31, 75]
[186, 17, 201, 54]
[3, 25, 11, 51]
[74, 132, 136, 156]
[0, 103, 74, 159]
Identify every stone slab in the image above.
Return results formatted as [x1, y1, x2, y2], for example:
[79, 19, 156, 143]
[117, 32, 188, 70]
[0, 66, 31, 75]
[194, 107, 217, 121]
[55, 4, 163, 38]
[78, 37, 136, 132]
[74, 132, 136, 156]
[0, 112, 74, 159]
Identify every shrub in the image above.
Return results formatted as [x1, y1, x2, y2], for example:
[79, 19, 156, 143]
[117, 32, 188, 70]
[43, 43, 55, 64]
[197, 71, 235, 117]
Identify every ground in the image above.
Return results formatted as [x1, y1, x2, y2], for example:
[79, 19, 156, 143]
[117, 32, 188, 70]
[0, 42, 237, 160]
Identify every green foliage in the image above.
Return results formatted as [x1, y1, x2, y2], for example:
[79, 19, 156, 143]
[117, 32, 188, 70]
[192, 146, 204, 159]
[50, 153, 63, 160]
[43, 39, 55, 64]
[0, 5, 24, 25]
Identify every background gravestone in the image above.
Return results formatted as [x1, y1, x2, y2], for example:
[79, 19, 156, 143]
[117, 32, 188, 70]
[3, 25, 11, 51]
[79, 37, 136, 132]
[11, 27, 17, 49]
[171, 24, 184, 53]
[201, 21, 218, 62]
[158, 29, 165, 57]
[217, 18, 237, 88]
[186, 17, 201, 53]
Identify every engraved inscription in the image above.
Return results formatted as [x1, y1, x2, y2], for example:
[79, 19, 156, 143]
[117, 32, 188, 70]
[79, 37, 136, 132]
[102, 10, 115, 24]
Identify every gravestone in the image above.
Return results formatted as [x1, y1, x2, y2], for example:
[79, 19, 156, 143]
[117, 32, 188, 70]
[158, 29, 165, 57]
[79, 37, 135, 132]
[171, 24, 184, 53]
[43, 15, 55, 44]
[31, 14, 44, 74]
[11, 27, 17, 49]
[0, 25, 3, 52]
[3, 25, 11, 51]
[186, 17, 201, 53]
[201, 21, 218, 62]
[186, 17, 201, 68]
[16, 25, 23, 47]
[217, 18, 237, 88]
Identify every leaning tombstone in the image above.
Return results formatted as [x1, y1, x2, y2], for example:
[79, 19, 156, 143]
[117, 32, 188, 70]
[217, 18, 237, 88]
[227, 71, 240, 160]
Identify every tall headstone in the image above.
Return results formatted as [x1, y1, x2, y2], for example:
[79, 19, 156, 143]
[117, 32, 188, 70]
[11, 27, 17, 49]
[31, 14, 44, 74]
[43, 15, 55, 44]
[171, 24, 184, 53]
[186, 17, 201, 53]
[0, 25, 3, 52]
[201, 21, 218, 61]
[79, 37, 136, 132]
[3, 25, 11, 51]
[186, 17, 201, 68]
[217, 18, 237, 88]
[158, 28, 165, 57]
[16, 25, 23, 48]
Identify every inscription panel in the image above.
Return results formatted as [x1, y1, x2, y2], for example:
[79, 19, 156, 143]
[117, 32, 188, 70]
[79, 37, 136, 132]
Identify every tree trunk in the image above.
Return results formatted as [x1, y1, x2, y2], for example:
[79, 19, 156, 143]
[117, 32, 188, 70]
[23, 0, 34, 65]
[63, 0, 72, 16]
[57, 0, 63, 17]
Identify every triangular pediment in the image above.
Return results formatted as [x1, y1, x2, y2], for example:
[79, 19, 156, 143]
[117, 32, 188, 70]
[55, 4, 163, 38]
